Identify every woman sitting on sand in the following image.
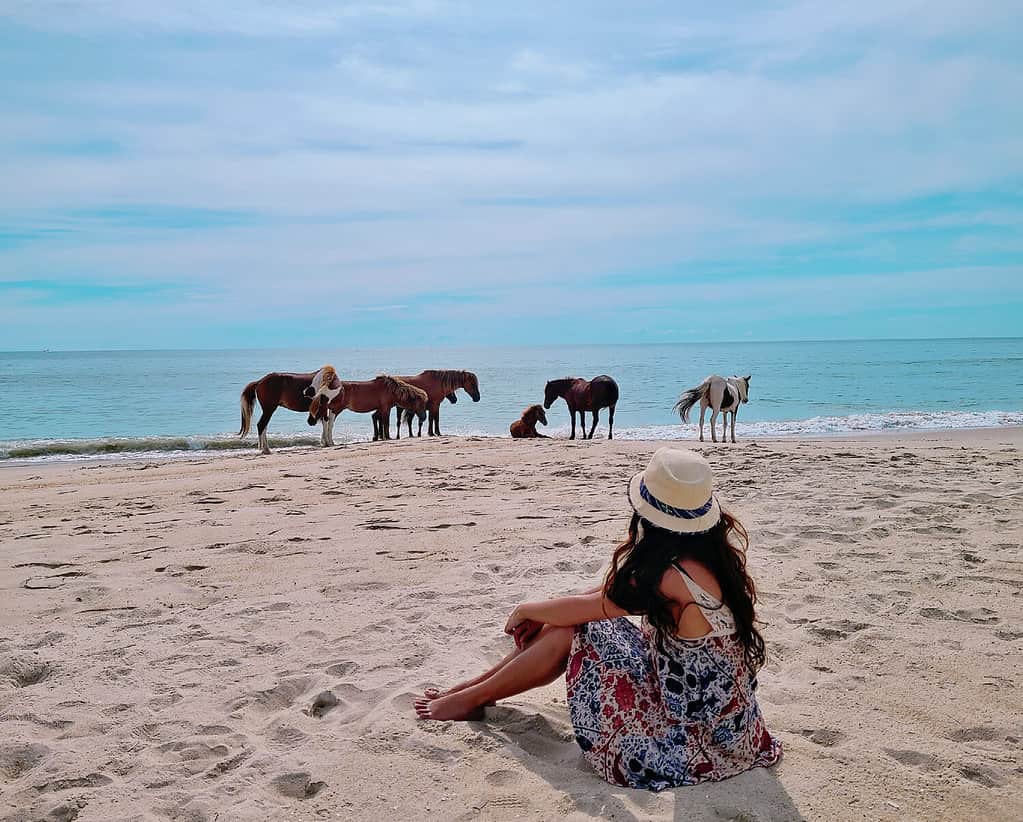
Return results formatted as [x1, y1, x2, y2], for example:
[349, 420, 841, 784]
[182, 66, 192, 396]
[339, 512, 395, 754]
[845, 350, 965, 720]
[416, 447, 782, 791]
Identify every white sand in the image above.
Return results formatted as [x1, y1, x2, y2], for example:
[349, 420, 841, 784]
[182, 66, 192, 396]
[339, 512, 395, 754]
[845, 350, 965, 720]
[1, 430, 1021, 821]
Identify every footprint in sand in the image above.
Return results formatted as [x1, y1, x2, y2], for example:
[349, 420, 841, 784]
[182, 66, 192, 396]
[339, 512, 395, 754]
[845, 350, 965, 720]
[945, 726, 1001, 743]
[0, 742, 50, 779]
[919, 607, 999, 624]
[271, 771, 326, 799]
[883, 748, 940, 770]
[797, 728, 847, 747]
[958, 763, 1007, 788]
[484, 769, 522, 787]
[230, 675, 316, 715]
[305, 691, 339, 718]
[34, 772, 113, 792]
[0, 657, 55, 688]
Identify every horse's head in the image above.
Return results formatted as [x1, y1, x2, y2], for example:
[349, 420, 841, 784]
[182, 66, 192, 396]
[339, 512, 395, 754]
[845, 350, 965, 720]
[464, 372, 481, 402]
[736, 375, 751, 403]
[306, 365, 340, 399]
[533, 405, 548, 426]
[543, 381, 557, 409]
[307, 393, 326, 426]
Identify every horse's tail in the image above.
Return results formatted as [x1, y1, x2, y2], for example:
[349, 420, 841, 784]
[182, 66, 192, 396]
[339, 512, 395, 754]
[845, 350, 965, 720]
[401, 407, 416, 427]
[672, 380, 708, 423]
[239, 380, 258, 437]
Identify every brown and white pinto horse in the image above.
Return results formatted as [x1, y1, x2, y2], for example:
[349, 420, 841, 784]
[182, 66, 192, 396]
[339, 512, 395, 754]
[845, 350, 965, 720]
[239, 365, 340, 454]
[510, 404, 548, 438]
[308, 375, 428, 442]
[673, 374, 750, 443]
[544, 375, 619, 440]
[392, 370, 481, 436]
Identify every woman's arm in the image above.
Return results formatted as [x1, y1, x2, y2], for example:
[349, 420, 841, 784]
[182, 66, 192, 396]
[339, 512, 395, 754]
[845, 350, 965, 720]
[506, 591, 628, 633]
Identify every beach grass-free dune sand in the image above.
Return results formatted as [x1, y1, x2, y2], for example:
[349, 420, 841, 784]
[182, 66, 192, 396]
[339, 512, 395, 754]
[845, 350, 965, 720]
[1, 430, 1021, 821]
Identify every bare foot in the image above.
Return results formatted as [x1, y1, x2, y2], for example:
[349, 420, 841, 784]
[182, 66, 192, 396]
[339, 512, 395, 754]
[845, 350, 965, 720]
[414, 693, 486, 721]
[423, 686, 495, 706]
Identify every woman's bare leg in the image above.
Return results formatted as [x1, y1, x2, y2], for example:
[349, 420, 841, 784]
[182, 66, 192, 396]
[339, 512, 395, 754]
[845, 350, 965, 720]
[422, 646, 521, 700]
[415, 625, 575, 721]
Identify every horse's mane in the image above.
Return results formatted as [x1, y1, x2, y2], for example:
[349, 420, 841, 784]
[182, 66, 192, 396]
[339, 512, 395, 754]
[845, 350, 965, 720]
[523, 404, 545, 419]
[317, 364, 337, 388]
[546, 377, 579, 393]
[422, 369, 476, 394]
[378, 375, 428, 408]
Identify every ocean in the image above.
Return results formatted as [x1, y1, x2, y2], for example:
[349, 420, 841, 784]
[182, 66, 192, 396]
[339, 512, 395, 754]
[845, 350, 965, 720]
[1, 338, 1021, 462]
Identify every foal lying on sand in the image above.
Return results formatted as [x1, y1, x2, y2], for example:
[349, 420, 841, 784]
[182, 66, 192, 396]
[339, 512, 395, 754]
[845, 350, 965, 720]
[510, 404, 548, 438]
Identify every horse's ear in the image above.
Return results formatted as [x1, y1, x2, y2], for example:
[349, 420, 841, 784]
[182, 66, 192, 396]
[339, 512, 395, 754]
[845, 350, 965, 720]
[745, 375, 751, 383]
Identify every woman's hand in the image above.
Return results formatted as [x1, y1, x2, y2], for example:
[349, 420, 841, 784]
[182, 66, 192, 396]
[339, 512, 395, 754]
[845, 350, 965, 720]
[511, 618, 543, 649]
[505, 604, 543, 648]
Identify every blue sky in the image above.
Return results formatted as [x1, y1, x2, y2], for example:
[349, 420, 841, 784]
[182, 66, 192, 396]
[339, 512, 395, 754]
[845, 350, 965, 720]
[1, 1, 1021, 349]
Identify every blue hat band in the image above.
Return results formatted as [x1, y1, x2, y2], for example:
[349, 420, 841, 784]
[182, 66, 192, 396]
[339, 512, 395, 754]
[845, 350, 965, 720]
[639, 479, 714, 520]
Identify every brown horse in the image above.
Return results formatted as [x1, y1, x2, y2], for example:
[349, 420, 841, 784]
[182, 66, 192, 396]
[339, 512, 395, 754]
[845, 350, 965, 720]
[510, 404, 549, 438]
[308, 375, 428, 441]
[239, 366, 339, 454]
[392, 370, 481, 436]
[544, 375, 619, 440]
[393, 392, 459, 439]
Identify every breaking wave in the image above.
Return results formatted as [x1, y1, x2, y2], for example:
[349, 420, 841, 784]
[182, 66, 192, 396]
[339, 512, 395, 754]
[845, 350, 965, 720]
[1, 409, 1020, 463]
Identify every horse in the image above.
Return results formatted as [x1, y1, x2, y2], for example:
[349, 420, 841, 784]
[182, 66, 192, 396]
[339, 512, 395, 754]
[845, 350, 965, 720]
[673, 374, 750, 443]
[307, 375, 428, 442]
[393, 392, 458, 439]
[239, 365, 340, 454]
[544, 375, 619, 440]
[392, 370, 481, 436]
[510, 404, 548, 438]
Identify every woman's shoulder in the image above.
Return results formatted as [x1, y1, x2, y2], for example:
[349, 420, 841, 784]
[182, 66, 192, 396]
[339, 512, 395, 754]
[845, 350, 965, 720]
[672, 559, 724, 602]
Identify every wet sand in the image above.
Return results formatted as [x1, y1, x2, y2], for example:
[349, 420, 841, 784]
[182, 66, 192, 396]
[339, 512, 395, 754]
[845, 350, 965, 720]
[1, 430, 1021, 821]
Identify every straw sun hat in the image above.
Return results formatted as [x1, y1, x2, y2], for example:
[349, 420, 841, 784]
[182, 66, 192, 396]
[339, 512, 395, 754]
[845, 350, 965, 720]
[628, 447, 722, 534]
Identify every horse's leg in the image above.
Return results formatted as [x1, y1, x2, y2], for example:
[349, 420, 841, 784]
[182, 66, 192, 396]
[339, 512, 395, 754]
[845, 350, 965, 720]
[698, 403, 706, 442]
[327, 411, 336, 446]
[731, 409, 737, 444]
[393, 407, 401, 440]
[608, 404, 615, 440]
[569, 405, 576, 440]
[256, 404, 276, 455]
[427, 401, 440, 436]
[588, 408, 599, 440]
[710, 407, 719, 443]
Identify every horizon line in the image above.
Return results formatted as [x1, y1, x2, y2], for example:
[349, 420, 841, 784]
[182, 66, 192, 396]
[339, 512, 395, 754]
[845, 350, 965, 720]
[2, 335, 1022, 354]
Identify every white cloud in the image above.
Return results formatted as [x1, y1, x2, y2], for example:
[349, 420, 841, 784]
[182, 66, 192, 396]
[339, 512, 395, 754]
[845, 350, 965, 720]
[1, 0, 1020, 346]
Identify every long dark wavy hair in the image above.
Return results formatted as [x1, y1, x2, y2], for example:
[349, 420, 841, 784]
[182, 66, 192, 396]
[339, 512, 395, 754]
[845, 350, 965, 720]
[603, 510, 766, 671]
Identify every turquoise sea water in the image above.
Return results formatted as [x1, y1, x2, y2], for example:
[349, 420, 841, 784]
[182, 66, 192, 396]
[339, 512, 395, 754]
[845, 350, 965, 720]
[1, 339, 1021, 461]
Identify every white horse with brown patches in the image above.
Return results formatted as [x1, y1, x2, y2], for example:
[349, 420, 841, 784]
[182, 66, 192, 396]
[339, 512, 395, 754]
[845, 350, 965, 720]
[303, 365, 344, 446]
[673, 375, 751, 443]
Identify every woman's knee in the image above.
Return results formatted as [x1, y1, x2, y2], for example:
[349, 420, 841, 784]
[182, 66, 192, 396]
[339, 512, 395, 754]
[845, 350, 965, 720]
[548, 625, 575, 652]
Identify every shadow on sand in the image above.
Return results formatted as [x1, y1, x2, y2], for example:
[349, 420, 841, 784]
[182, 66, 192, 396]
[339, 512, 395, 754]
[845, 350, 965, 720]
[479, 705, 804, 822]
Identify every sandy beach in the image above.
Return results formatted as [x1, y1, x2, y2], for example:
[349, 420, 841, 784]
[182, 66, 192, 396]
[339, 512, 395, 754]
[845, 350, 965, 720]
[1, 430, 1021, 822]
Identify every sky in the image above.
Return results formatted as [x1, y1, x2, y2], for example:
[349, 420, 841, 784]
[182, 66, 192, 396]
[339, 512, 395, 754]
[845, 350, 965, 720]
[1, 0, 1021, 350]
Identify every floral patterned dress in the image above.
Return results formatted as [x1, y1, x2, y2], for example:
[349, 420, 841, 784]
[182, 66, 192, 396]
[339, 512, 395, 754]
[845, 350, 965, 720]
[566, 566, 782, 791]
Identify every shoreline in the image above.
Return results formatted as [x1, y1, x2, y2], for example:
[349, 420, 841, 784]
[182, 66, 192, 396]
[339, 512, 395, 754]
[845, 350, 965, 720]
[2, 424, 1022, 471]
[2, 430, 1021, 819]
